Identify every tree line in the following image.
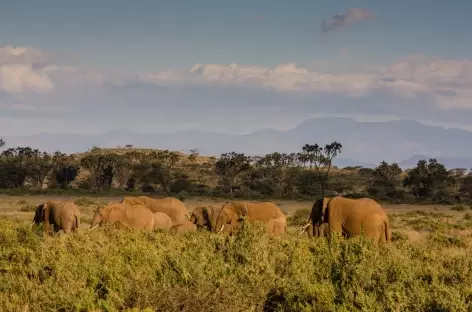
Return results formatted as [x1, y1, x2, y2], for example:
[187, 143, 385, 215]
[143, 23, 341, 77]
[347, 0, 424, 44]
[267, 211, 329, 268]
[1, 137, 472, 204]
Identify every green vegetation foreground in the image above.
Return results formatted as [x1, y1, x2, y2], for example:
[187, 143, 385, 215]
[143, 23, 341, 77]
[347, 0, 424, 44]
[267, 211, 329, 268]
[1, 218, 471, 311]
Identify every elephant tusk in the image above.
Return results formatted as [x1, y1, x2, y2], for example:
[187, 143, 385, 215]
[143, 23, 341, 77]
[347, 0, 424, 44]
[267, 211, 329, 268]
[90, 224, 99, 230]
[30, 221, 35, 227]
[299, 223, 311, 235]
[218, 224, 224, 233]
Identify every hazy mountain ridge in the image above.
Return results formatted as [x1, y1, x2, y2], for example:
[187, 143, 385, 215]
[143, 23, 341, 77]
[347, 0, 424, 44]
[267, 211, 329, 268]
[4, 117, 472, 169]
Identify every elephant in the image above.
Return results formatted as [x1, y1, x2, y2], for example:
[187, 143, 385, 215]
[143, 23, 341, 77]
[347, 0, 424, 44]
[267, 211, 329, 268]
[90, 202, 155, 231]
[121, 196, 189, 226]
[213, 201, 287, 236]
[31, 200, 80, 236]
[168, 220, 197, 235]
[301, 196, 391, 244]
[189, 205, 232, 233]
[152, 212, 173, 230]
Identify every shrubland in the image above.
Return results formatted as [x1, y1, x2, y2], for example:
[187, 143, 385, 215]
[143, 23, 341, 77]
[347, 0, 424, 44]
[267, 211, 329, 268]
[2, 209, 472, 311]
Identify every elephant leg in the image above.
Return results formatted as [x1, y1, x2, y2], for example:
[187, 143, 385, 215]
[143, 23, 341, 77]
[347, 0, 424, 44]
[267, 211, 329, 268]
[43, 220, 52, 236]
[326, 221, 344, 243]
[308, 224, 314, 238]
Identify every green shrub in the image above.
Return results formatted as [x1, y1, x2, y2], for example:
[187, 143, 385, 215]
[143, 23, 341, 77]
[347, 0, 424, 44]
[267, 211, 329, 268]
[451, 204, 466, 211]
[74, 196, 96, 206]
[1, 218, 472, 311]
[19, 204, 36, 212]
[288, 208, 311, 226]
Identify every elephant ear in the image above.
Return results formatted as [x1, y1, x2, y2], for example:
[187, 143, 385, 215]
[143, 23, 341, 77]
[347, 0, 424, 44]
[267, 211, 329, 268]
[33, 204, 44, 223]
[42, 202, 51, 221]
[202, 206, 212, 221]
[229, 202, 246, 220]
[320, 197, 331, 223]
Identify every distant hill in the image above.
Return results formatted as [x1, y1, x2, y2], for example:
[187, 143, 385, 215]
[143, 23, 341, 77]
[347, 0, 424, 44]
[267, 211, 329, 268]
[399, 154, 472, 170]
[3, 117, 472, 168]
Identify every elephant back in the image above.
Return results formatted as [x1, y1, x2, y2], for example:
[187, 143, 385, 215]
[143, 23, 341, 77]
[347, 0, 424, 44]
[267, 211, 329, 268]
[138, 196, 189, 225]
[244, 201, 285, 222]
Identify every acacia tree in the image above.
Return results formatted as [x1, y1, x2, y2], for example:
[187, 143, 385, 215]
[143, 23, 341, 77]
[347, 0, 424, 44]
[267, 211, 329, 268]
[403, 159, 451, 199]
[248, 152, 299, 196]
[52, 151, 78, 189]
[298, 142, 343, 197]
[0, 138, 4, 148]
[215, 152, 251, 193]
[28, 149, 53, 188]
[115, 151, 143, 190]
[0, 147, 35, 188]
[373, 161, 402, 188]
[187, 148, 206, 186]
[135, 150, 181, 194]
[80, 152, 126, 190]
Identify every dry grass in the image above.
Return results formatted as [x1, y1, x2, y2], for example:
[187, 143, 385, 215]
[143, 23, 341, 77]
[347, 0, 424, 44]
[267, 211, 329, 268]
[1, 195, 472, 311]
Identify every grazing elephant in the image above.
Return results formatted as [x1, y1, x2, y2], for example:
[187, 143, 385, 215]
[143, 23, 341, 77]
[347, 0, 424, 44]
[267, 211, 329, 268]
[32, 200, 80, 236]
[121, 196, 189, 226]
[169, 220, 197, 235]
[189, 205, 231, 233]
[152, 212, 173, 230]
[213, 201, 287, 235]
[301, 196, 391, 244]
[90, 202, 154, 231]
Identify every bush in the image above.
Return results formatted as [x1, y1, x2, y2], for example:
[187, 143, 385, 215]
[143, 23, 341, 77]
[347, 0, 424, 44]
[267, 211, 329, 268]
[451, 204, 466, 211]
[2, 218, 472, 311]
[74, 196, 96, 206]
[288, 208, 311, 226]
[170, 177, 195, 193]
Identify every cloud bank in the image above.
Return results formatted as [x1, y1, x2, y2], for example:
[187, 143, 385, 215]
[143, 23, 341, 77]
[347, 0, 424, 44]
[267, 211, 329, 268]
[1, 44, 472, 137]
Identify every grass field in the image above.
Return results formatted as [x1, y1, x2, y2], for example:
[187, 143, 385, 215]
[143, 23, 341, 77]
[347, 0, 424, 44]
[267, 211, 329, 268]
[1, 195, 472, 311]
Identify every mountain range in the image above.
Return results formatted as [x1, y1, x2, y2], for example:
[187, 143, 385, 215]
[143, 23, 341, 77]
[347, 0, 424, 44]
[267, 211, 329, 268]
[3, 117, 472, 169]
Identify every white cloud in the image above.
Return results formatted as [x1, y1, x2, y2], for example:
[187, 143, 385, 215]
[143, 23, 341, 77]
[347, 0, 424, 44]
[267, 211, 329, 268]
[0, 64, 54, 94]
[0, 45, 54, 94]
[141, 54, 472, 109]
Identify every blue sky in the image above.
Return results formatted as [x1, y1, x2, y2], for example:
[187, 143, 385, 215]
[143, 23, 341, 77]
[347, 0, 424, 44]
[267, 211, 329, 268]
[1, 0, 472, 144]
[2, 0, 471, 71]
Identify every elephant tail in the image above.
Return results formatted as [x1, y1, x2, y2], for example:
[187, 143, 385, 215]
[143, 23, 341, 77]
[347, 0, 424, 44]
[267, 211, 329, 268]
[384, 219, 391, 242]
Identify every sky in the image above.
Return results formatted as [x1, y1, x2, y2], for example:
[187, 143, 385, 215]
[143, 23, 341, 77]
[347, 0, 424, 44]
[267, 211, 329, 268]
[1, 0, 472, 136]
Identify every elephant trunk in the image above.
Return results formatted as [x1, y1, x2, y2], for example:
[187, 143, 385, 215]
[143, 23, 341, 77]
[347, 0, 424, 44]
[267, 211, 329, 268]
[90, 214, 102, 230]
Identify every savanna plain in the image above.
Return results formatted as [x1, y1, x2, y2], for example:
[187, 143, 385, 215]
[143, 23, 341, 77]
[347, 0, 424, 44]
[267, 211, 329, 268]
[2, 194, 472, 311]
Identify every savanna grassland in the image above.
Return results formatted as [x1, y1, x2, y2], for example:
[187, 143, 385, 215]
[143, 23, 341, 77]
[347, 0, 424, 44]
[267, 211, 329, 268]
[2, 195, 472, 311]
[2, 141, 472, 311]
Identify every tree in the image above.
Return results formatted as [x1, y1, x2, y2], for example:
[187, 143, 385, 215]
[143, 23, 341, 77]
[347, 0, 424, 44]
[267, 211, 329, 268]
[0, 147, 34, 188]
[403, 159, 452, 199]
[298, 142, 343, 197]
[187, 148, 205, 186]
[80, 152, 126, 190]
[115, 151, 142, 189]
[51, 151, 78, 189]
[28, 150, 53, 188]
[215, 152, 251, 193]
[373, 161, 402, 188]
[0, 138, 4, 149]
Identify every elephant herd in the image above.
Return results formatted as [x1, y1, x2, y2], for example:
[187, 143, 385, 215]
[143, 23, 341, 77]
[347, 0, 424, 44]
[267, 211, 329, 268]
[31, 195, 391, 244]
